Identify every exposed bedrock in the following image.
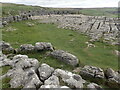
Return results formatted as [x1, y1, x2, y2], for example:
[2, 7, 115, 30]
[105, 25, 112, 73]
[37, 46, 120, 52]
[0, 54, 119, 89]
[50, 50, 79, 66]
[38, 14, 119, 45]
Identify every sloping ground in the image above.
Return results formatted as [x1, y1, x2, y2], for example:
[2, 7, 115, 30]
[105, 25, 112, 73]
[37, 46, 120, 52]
[1, 3, 118, 17]
[2, 20, 118, 70]
[1, 3, 46, 17]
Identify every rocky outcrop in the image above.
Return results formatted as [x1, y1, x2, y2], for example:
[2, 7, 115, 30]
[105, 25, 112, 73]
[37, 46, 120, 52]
[53, 69, 84, 88]
[38, 63, 54, 81]
[44, 75, 60, 85]
[105, 68, 120, 87]
[18, 44, 35, 52]
[39, 14, 119, 45]
[35, 42, 54, 51]
[87, 83, 103, 90]
[3, 55, 42, 88]
[17, 42, 54, 53]
[50, 50, 79, 66]
[80, 65, 105, 83]
[0, 41, 14, 53]
[1, 54, 84, 89]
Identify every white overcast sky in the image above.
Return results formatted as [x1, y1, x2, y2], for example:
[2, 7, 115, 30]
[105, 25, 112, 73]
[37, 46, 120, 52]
[1, 0, 120, 8]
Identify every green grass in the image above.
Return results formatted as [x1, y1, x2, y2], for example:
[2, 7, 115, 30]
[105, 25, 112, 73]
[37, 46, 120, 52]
[2, 3, 45, 17]
[1, 20, 118, 70]
[0, 66, 11, 88]
[79, 8, 118, 18]
[0, 66, 11, 76]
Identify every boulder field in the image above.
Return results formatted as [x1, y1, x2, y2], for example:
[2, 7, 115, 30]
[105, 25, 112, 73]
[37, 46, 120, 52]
[0, 41, 120, 89]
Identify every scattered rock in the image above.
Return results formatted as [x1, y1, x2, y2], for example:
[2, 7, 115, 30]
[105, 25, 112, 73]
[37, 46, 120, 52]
[44, 75, 60, 85]
[53, 69, 84, 88]
[87, 83, 103, 90]
[105, 68, 120, 87]
[35, 42, 54, 51]
[38, 63, 54, 81]
[50, 50, 79, 66]
[80, 65, 105, 83]
[0, 41, 14, 52]
[18, 44, 35, 52]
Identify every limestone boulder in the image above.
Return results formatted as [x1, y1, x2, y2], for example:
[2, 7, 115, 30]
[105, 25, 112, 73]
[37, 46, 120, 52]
[44, 75, 60, 85]
[38, 63, 54, 81]
[19, 44, 35, 52]
[53, 69, 84, 88]
[80, 65, 105, 83]
[105, 68, 120, 87]
[87, 83, 103, 90]
[0, 41, 14, 52]
[35, 42, 54, 51]
[50, 50, 79, 66]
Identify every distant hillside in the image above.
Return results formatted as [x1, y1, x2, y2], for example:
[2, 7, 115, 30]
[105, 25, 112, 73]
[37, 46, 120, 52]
[1, 3, 47, 17]
[1, 3, 118, 18]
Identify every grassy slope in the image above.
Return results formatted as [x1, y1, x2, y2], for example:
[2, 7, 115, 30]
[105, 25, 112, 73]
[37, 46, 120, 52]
[2, 20, 118, 70]
[2, 3, 45, 17]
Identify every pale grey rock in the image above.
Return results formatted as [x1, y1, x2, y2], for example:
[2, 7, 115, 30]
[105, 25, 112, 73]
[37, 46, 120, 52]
[50, 50, 79, 66]
[38, 63, 54, 81]
[19, 44, 35, 52]
[44, 75, 59, 85]
[53, 69, 83, 88]
[87, 83, 103, 90]
[9, 54, 39, 69]
[40, 85, 59, 88]
[80, 65, 104, 79]
[35, 42, 54, 51]
[105, 68, 120, 87]
[0, 41, 14, 52]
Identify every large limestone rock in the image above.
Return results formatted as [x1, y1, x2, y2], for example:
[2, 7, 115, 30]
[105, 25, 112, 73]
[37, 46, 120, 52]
[18, 44, 35, 52]
[87, 83, 103, 90]
[0, 41, 14, 52]
[50, 50, 79, 66]
[105, 68, 120, 87]
[44, 75, 60, 85]
[53, 69, 84, 88]
[3, 54, 42, 88]
[9, 67, 43, 88]
[80, 65, 105, 83]
[35, 42, 54, 51]
[38, 63, 54, 81]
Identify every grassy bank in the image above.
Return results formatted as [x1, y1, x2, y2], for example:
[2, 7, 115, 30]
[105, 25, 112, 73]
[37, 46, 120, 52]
[2, 20, 118, 70]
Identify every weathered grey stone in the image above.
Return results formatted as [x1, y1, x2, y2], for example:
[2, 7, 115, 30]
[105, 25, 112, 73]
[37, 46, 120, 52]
[19, 44, 35, 52]
[105, 68, 116, 78]
[38, 63, 54, 81]
[40, 85, 59, 88]
[8, 66, 42, 88]
[87, 83, 103, 90]
[80, 65, 104, 81]
[35, 42, 54, 51]
[2, 21, 8, 26]
[53, 69, 84, 88]
[44, 75, 60, 85]
[0, 41, 14, 52]
[11, 54, 39, 69]
[105, 68, 120, 87]
[23, 69, 43, 88]
[40, 85, 70, 89]
[9, 68, 25, 88]
[50, 50, 79, 66]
